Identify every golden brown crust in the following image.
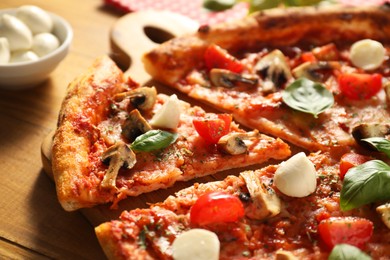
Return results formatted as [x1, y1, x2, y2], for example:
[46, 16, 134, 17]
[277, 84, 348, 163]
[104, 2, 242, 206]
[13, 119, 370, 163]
[52, 56, 125, 211]
[143, 4, 390, 86]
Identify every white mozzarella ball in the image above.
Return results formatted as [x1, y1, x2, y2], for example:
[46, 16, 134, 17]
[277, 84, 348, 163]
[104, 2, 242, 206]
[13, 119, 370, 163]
[32, 33, 59, 57]
[16, 5, 53, 34]
[350, 39, 386, 71]
[10, 50, 39, 63]
[0, 14, 32, 51]
[274, 152, 317, 198]
[172, 229, 220, 260]
[150, 94, 182, 129]
[0, 37, 10, 64]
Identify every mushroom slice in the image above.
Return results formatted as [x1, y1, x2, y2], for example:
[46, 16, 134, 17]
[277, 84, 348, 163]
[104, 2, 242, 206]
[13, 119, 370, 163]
[122, 109, 152, 142]
[209, 68, 258, 88]
[275, 250, 299, 260]
[352, 123, 390, 149]
[217, 130, 259, 155]
[101, 141, 136, 190]
[384, 81, 390, 102]
[376, 203, 390, 229]
[292, 61, 340, 82]
[240, 171, 281, 220]
[255, 49, 292, 92]
[114, 86, 157, 111]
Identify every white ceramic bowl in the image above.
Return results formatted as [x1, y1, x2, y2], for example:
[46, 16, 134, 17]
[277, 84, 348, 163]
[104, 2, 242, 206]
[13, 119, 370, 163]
[0, 9, 73, 90]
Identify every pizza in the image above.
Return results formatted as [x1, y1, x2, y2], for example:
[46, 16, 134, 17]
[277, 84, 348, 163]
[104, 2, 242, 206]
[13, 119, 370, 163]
[95, 151, 390, 259]
[142, 4, 390, 153]
[47, 3, 390, 260]
[51, 55, 290, 211]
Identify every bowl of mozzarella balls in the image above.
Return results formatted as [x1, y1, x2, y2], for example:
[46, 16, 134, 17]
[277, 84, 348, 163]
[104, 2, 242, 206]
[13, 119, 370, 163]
[0, 5, 72, 89]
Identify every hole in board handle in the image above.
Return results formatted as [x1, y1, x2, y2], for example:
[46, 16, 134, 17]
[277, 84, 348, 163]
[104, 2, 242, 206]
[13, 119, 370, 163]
[143, 26, 175, 44]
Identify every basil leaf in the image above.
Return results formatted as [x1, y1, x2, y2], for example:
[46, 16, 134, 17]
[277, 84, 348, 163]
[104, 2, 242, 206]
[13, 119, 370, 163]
[249, 0, 281, 12]
[282, 78, 334, 118]
[131, 130, 178, 152]
[362, 137, 390, 158]
[329, 244, 371, 260]
[340, 160, 390, 211]
[203, 0, 236, 11]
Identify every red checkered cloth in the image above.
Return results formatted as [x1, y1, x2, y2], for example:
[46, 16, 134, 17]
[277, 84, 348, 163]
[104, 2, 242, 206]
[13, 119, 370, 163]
[104, 0, 388, 25]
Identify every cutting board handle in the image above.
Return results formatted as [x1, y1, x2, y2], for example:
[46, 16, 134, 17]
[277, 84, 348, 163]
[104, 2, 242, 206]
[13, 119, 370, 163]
[110, 10, 199, 84]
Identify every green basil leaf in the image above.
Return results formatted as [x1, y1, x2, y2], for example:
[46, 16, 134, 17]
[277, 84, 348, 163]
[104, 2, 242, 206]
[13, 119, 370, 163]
[203, 0, 236, 11]
[282, 78, 334, 118]
[340, 160, 390, 211]
[249, 0, 281, 12]
[131, 130, 178, 152]
[362, 137, 390, 158]
[329, 244, 371, 260]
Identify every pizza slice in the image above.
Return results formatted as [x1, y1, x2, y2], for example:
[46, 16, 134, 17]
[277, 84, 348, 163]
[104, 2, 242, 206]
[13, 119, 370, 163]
[142, 5, 390, 153]
[95, 151, 390, 259]
[51, 55, 290, 211]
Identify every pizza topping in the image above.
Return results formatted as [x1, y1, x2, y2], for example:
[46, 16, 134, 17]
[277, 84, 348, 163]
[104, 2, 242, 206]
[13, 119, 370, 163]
[274, 152, 317, 198]
[376, 203, 390, 229]
[189, 191, 245, 225]
[338, 72, 382, 100]
[122, 109, 152, 142]
[340, 160, 390, 211]
[240, 170, 281, 220]
[352, 123, 390, 149]
[282, 78, 334, 118]
[255, 49, 292, 92]
[131, 129, 178, 152]
[209, 68, 258, 88]
[101, 141, 136, 190]
[339, 152, 371, 181]
[350, 39, 386, 71]
[193, 113, 232, 144]
[204, 44, 244, 73]
[275, 250, 298, 260]
[311, 43, 340, 61]
[329, 244, 372, 260]
[361, 136, 390, 157]
[172, 229, 220, 260]
[317, 216, 373, 250]
[217, 130, 259, 155]
[292, 61, 339, 82]
[150, 94, 181, 129]
[114, 86, 157, 111]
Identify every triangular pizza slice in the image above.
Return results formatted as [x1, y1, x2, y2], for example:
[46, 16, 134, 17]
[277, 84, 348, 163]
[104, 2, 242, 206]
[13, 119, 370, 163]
[143, 5, 390, 153]
[51, 56, 290, 211]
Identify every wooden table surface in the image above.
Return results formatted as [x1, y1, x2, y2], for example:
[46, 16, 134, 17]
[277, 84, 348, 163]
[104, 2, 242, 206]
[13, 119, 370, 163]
[0, 0, 126, 259]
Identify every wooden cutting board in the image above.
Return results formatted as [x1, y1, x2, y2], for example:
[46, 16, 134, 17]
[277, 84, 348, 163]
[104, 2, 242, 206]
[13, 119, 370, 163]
[41, 10, 277, 227]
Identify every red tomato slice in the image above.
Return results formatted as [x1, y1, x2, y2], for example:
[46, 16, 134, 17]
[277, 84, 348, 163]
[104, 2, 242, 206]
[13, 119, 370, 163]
[318, 217, 373, 250]
[339, 153, 371, 180]
[190, 191, 245, 225]
[193, 113, 232, 144]
[204, 44, 244, 73]
[338, 73, 382, 100]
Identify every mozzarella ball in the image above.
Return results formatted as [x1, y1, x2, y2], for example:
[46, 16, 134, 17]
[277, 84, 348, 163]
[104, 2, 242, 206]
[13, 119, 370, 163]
[32, 33, 59, 57]
[172, 229, 220, 260]
[0, 14, 32, 51]
[150, 94, 182, 129]
[16, 5, 53, 34]
[274, 152, 317, 198]
[0, 37, 10, 64]
[10, 50, 39, 63]
[350, 39, 386, 71]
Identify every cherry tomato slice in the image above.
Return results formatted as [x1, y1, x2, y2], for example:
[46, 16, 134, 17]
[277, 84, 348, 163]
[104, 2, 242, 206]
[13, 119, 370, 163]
[338, 73, 382, 100]
[204, 44, 244, 73]
[193, 113, 232, 144]
[339, 152, 371, 180]
[318, 217, 373, 250]
[190, 191, 245, 225]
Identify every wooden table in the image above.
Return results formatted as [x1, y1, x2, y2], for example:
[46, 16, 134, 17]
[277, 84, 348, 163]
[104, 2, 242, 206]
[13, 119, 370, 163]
[0, 0, 125, 258]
